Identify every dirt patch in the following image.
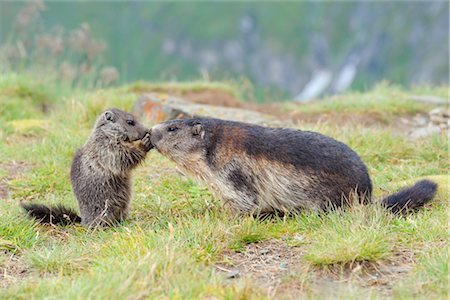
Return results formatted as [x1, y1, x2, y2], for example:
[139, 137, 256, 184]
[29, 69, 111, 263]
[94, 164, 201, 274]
[310, 248, 416, 298]
[0, 161, 32, 200]
[134, 88, 437, 138]
[132, 87, 247, 109]
[0, 251, 29, 289]
[287, 110, 446, 139]
[1, 182, 10, 199]
[287, 111, 390, 127]
[132, 86, 285, 114]
[132, 86, 422, 132]
[216, 239, 305, 297]
[216, 239, 415, 298]
[149, 89, 392, 128]
[176, 90, 247, 109]
[147, 89, 418, 130]
[179, 91, 287, 118]
[243, 104, 427, 135]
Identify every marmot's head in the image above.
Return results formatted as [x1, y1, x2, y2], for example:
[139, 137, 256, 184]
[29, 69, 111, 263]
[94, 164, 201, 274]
[151, 118, 252, 172]
[150, 118, 209, 163]
[95, 108, 150, 143]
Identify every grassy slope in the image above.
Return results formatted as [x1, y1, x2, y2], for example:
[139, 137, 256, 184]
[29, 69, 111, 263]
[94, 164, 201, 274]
[0, 73, 448, 299]
[284, 82, 448, 122]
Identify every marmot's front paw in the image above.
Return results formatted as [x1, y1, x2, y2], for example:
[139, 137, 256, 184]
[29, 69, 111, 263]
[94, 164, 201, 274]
[141, 132, 153, 152]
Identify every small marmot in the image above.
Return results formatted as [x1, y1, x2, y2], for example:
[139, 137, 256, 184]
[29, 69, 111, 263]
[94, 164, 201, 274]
[150, 118, 437, 214]
[22, 108, 153, 227]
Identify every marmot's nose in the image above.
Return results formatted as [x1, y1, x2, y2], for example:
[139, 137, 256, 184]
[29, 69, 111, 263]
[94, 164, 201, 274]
[150, 126, 162, 146]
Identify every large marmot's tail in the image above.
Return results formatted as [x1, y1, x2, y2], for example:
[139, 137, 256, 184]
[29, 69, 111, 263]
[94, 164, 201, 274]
[21, 203, 81, 225]
[381, 180, 438, 214]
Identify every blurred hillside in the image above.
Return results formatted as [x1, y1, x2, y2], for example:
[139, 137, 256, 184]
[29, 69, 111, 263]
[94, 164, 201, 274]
[0, 1, 448, 100]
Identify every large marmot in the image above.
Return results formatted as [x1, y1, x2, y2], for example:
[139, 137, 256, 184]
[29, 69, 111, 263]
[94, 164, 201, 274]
[22, 108, 153, 227]
[150, 118, 437, 214]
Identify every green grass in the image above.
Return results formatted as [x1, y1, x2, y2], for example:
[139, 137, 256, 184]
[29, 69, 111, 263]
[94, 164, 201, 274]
[0, 203, 40, 253]
[393, 248, 448, 299]
[0, 74, 57, 121]
[303, 205, 394, 266]
[24, 241, 93, 275]
[285, 82, 448, 121]
[126, 80, 241, 98]
[0, 72, 448, 299]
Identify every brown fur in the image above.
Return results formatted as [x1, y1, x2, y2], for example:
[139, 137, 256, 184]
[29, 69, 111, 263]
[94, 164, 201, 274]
[150, 118, 437, 215]
[22, 109, 153, 227]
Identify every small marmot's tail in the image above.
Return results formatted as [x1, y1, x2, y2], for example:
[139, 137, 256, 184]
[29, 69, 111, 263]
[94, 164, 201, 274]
[21, 203, 81, 225]
[381, 180, 438, 214]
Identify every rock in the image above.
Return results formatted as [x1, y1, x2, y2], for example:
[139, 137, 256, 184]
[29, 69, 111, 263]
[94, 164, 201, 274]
[407, 107, 449, 139]
[383, 266, 412, 273]
[408, 126, 441, 139]
[428, 107, 450, 118]
[411, 115, 428, 126]
[226, 269, 240, 279]
[429, 108, 450, 126]
[132, 93, 189, 123]
[279, 262, 288, 270]
[260, 249, 270, 255]
[292, 233, 304, 241]
[133, 93, 290, 127]
[430, 115, 448, 125]
[410, 95, 448, 105]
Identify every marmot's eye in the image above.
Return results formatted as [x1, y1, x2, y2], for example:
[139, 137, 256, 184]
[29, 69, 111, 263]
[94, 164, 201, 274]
[127, 120, 135, 126]
[168, 126, 178, 132]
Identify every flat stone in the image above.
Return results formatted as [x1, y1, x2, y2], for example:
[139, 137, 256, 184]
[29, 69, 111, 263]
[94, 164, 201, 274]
[279, 262, 288, 270]
[411, 116, 428, 126]
[429, 107, 449, 117]
[226, 269, 240, 279]
[410, 95, 449, 105]
[408, 126, 441, 139]
[430, 115, 448, 125]
[379, 265, 412, 274]
[260, 249, 270, 255]
[133, 93, 291, 127]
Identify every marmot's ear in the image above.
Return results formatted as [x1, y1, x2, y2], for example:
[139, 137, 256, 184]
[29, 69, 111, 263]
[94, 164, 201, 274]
[192, 124, 203, 136]
[104, 111, 114, 122]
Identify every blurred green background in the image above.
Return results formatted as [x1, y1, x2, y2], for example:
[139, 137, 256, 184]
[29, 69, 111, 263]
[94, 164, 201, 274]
[0, 1, 448, 100]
